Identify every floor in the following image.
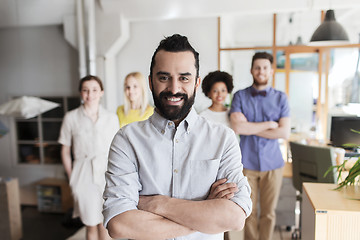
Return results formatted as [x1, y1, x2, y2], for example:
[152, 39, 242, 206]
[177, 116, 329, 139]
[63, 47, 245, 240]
[21, 206, 83, 240]
[227, 226, 294, 240]
[20, 205, 294, 240]
[67, 226, 294, 240]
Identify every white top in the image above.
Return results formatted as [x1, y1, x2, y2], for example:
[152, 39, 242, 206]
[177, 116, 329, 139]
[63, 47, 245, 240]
[103, 108, 251, 240]
[199, 108, 231, 128]
[58, 105, 119, 225]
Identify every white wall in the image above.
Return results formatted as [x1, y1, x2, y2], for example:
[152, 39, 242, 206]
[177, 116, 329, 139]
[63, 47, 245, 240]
[0, 25, 78, 185]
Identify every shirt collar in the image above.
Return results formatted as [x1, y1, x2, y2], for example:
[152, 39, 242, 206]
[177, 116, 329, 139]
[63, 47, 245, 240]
[250, 86, 271, 95]
[150, 107, 197, 135]
[80, 104, 104, 118]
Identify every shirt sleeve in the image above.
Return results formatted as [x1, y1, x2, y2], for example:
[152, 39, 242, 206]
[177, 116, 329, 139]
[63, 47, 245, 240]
[102, 129, 142, 227]
[217, 128, 252, 217]
[58, 112, 72, 146]
[279, 92, 290, 118]
[229, 91, 243, 114]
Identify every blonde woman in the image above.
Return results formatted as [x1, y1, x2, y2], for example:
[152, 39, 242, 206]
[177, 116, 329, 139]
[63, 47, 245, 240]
[59, 75, 119, 240]
[117, 72, 153, 127]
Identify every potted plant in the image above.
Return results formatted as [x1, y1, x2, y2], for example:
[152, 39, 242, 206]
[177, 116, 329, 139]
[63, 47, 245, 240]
[324, 129, 360, 199]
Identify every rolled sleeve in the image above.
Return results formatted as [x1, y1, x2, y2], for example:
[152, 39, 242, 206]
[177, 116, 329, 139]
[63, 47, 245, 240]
[102, 130, 142, 227]
[231, 177, 252, 217]
[58, 113, 72, 146]
[218, 129, 252, 217]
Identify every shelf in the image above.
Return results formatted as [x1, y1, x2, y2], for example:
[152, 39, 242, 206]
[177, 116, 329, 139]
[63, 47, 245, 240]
[36, 178, 72, 213]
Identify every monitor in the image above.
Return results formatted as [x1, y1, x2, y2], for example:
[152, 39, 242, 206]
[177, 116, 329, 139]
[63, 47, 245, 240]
[330, 116, 360, 149]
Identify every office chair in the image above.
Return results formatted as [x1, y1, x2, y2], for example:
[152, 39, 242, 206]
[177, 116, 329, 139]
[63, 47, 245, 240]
[289, 141, 337, 239]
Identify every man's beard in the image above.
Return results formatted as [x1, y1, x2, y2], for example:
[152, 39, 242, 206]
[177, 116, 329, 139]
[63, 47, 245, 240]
[152, 88, 196, 121]
[253, 78, 268, 87]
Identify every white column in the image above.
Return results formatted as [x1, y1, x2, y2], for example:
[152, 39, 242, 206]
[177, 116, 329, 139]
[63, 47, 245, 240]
[86, 0, 97, 75]
[76, 0, 87, 77]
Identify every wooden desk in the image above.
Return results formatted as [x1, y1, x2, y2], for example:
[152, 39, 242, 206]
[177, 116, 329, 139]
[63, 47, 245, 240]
[302, 183, 360, 240]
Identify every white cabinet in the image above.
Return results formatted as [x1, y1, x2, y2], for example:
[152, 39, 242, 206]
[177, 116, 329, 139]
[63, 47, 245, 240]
[302, 183, 360, 240]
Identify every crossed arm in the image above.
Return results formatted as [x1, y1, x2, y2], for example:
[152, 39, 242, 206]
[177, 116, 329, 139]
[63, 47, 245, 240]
[107, 179, 246, 240]
[230, 112, 290, 140]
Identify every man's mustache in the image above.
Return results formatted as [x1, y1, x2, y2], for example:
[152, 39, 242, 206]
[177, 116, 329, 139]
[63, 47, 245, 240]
[159, 92, 188, 100]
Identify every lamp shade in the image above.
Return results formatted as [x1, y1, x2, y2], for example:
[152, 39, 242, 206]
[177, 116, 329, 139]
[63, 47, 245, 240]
[310, 10, 349, 44]
[0, 96, 59, 119]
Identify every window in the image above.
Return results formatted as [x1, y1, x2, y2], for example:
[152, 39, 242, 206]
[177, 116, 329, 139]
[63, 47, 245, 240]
[15, 96, 80, 165]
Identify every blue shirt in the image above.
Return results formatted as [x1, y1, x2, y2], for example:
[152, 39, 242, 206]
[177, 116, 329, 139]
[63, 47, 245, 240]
[230, 86, 290, 171]
[103, 108, 252, 240]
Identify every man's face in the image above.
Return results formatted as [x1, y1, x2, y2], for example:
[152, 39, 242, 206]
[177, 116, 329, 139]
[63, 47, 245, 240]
[251, 59, 274, 87]
[149, 50, 200, 121]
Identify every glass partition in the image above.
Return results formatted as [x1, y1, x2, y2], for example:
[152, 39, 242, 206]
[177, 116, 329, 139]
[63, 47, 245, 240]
[220, 13, 273, 48]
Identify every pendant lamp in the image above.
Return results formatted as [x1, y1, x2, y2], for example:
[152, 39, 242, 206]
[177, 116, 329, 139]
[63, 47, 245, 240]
[310, 9, 349, 45]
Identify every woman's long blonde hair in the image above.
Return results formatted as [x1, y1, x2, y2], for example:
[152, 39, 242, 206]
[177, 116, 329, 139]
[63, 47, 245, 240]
[123, 72, 149, 116]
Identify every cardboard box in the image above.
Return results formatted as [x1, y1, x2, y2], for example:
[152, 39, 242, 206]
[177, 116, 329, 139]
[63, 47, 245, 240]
[0, 177, 22, 240]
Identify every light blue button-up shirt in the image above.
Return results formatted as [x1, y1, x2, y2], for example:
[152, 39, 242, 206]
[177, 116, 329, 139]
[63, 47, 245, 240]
[103, 108, 252, 240]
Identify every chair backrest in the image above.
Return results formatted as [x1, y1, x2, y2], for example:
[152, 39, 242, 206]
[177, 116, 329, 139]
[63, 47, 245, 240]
[289, 141, 337, 193]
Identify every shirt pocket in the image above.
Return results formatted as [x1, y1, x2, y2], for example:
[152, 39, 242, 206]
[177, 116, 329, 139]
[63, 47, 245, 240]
[263, 102, 281, 121]
[190, 158, 220, 200]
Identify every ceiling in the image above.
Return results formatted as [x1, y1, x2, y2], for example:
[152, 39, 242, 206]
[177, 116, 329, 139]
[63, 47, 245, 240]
[1, 0, 360, 28]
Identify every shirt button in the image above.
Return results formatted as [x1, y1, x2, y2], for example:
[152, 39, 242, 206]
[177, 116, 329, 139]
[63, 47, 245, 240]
[174, 169, 178, 173]
[175, 139, 179, 143]
[161, 130, 165, 134]
[168, 122, 173, 126]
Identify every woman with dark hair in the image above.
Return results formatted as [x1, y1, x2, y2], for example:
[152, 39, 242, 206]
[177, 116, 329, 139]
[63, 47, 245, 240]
[200, 70, 234, 128]
[59, 75, 119, 240]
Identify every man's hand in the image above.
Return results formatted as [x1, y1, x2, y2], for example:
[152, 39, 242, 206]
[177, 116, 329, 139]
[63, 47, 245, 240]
[207, 178, 238, 200]
[268, 121, 279, 129]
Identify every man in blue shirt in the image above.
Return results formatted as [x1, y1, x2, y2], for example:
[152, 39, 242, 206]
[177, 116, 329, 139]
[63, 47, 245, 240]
[230, 52, 290, 240]
[103, 34, 252, 240]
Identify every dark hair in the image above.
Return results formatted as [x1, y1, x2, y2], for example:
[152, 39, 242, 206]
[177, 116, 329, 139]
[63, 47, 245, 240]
[78, 75, 104, 92]
[251, 52, 273, 68]
[149, 34, 200, 80]
[202, 71, 234, 97]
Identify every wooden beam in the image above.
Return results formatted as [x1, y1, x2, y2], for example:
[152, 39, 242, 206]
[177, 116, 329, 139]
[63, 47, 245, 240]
[217, 17, 221, 70]
[220, 43, 360, 52]
[220, 46, 273, 51]
[285, 50, 290, 96]
[316, 49, 323, 140]
[272, 13, 277, 88]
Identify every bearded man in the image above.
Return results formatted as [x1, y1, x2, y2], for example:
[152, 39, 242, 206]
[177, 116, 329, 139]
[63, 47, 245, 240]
[229, 52, 291, 240]
[102, 34, 252, 240]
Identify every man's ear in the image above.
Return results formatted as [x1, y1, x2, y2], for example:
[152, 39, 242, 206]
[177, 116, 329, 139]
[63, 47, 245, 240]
[195, 77, 201, 90]
[270, 67, 274, 75]
[148, 76, 153, 91]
